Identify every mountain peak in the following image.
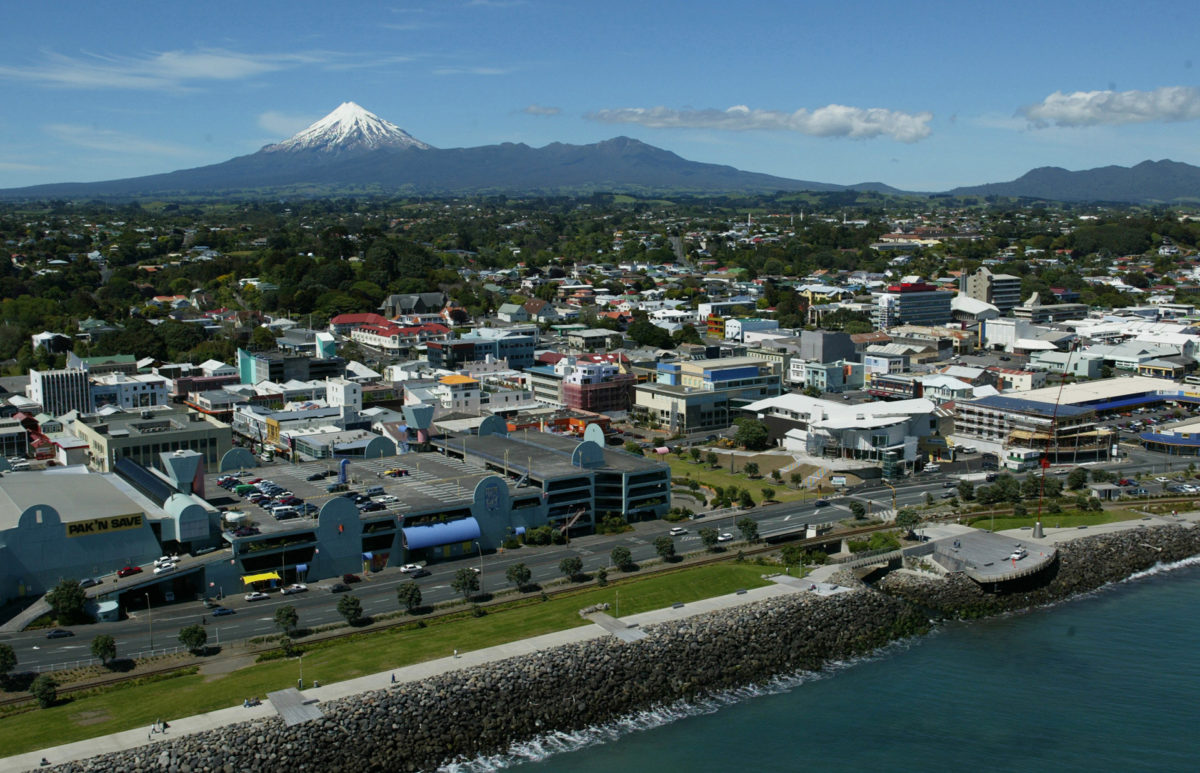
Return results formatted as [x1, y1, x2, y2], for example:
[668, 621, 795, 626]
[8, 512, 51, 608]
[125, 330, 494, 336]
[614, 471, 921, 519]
[261, 102, 432, 154]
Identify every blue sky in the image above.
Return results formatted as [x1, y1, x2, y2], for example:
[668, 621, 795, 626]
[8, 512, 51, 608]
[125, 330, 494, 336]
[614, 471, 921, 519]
[2, 0, 1199, 191]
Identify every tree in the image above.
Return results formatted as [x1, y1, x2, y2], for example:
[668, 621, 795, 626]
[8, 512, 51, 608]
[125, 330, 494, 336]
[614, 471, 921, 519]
[924, 492, 934, 506]
[699, 527, 719, 551]
[849, 501, 866, 520]
[689, 447, 701, 463]
[705, 451, 719, 468]
[337, 595, 364, 625]
[623, 440, 644, 456]
[610, 545, 634, 571]
[46, 579, 88, 625]
[397, 581, 422, 613]
[790, 471, 803, 488]
[654, 535, 676, 561]
[895, 508, 921, 537]
[760, 486, 775, 502]
[451, 568, 479, 600]
[958, 480, 975, 501]
[1067, 467, 1089, 490]
[733, 418, 770, 451]
[559, 555, 584, 581]
[506, 562, 532, 591]
[178, 624, 208, 654]
[780, 544, 805, 567]
[274, 605, 299, 635]
[743, 461, 760, 478]
[739, 490, 755, 508]
[771, 469, 782, 483]
[736, 516, 759, 543]
[90, 634, 116, 666]
[0, 642, 16, 678]
[30, 675, 57, 709]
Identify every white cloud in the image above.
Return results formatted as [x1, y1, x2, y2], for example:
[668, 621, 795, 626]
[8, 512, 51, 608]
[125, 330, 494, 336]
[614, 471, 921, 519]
[0, 160, 45, 172]
[585, 104, 933, 142]
[258, 111, 319, 137]
[522, 104, 560, 116]
[45, 124, 198, 157]
[1021, 86, 1200, 127]
[0, 48, 328, 91]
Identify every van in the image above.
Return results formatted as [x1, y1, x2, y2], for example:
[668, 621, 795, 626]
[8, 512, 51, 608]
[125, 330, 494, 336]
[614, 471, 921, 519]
[326, 482, 347, 493]
[925, 464, 941, 473]
[365, 485, 384, 496]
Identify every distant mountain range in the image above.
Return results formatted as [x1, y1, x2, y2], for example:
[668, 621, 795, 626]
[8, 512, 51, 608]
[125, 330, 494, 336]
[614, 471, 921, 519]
[1, 102, 1197, 203]
[947, 159, 1200, 203]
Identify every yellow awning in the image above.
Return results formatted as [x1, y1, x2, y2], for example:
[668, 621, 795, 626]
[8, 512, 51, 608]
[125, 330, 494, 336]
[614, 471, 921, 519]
[241, 571, 281, 585]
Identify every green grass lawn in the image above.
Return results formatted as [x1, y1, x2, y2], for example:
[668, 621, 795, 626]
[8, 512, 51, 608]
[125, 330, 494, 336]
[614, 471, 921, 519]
[0, 564, 770, 756]
[666, 455, 818, 504]
[967, 508, 1145, 532]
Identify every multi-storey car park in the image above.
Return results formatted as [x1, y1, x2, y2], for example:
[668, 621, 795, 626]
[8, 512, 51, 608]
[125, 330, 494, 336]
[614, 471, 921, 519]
[0, 421, 669, 620]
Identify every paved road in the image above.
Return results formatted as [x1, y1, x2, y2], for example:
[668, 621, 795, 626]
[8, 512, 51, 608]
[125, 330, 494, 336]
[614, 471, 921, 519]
[1, 452, 1183, 672]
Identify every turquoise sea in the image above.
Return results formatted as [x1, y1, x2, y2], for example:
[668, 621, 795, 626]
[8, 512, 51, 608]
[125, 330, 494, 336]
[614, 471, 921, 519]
[446, 557, 1200, 773]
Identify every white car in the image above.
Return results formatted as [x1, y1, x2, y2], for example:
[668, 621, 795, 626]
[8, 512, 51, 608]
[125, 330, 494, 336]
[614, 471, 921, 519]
[1155, 476, 1170, 483]
[153, 563, 175, 575]
[244, 591, 270, 602]
[154, 555, 178, 567]
[1008, 548, 1027, 561]
[669, 526, 688, 536]
[717, 532, 734, 543]
[281, 583, 308, 595]
[400, 564, 423, 574]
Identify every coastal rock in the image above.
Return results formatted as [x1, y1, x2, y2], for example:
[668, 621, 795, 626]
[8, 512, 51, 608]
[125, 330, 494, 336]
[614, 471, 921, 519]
[44, 524, 1200, 773]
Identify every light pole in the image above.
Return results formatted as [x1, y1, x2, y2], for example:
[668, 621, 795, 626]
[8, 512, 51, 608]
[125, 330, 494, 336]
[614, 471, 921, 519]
[144, 592, 153, 651]
[474, 541, 484, 595]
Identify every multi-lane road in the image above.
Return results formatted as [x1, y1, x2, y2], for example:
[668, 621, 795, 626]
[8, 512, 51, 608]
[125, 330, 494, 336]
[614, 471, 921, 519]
[0, 454, 1171, 672]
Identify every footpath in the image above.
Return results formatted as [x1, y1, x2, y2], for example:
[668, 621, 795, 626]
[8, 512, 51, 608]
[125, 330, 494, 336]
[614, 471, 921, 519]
[6, 511, 1190, 772]
[1, 573, 852, 773]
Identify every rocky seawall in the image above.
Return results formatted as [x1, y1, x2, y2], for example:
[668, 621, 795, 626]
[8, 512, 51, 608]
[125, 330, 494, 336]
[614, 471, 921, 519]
[47, 525, 1200, 773]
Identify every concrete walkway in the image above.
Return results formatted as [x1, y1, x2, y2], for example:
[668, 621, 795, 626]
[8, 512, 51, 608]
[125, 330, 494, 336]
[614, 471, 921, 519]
[2, 577, 829, 772]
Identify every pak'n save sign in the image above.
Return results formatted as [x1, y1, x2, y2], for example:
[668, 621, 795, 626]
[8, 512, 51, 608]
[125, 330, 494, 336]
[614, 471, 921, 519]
[66, 513, 143, 538]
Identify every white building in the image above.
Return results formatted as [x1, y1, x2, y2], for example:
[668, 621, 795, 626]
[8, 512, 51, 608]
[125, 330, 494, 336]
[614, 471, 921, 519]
[28, 368, 92, 416]
[90, 373, 171, 410]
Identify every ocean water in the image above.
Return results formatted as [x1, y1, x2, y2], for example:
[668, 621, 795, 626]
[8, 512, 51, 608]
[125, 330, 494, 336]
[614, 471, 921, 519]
[444, 557, 1200, 773]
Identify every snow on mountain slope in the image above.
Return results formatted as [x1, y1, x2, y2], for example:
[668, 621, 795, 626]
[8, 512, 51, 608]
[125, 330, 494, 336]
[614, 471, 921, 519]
[261, 102, 432, 154]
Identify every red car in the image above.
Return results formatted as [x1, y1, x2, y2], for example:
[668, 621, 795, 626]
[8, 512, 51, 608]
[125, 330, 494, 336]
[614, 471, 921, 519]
[117, 565, 143, 578]
[342, 573, 361, 584]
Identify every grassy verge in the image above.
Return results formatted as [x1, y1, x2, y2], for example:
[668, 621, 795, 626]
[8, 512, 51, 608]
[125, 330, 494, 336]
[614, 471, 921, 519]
[967, 508, 1145, 532]
[0, 563, 770, 756]
[666, 455, 818, 504]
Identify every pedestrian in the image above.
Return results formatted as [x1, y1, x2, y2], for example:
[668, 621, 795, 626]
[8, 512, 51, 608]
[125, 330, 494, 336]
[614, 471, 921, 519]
[391, 673, 396, 684]
[40, 758, 49, 767]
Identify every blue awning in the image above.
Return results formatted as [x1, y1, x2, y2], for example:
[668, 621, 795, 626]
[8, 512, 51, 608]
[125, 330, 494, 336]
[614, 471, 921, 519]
[402, 517, 482, 550]
[295, 564, 308, 573]
[514, 526, 526, 535]
[362, 552, 373, 560]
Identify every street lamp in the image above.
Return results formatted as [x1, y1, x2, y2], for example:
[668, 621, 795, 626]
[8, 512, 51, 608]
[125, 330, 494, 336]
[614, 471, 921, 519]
[144, 592, 153, 651]
[474, 541, 484, 595]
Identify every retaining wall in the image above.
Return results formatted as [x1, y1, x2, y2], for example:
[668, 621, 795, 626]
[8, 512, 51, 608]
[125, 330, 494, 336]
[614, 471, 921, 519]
[47, 524, 1200, 772]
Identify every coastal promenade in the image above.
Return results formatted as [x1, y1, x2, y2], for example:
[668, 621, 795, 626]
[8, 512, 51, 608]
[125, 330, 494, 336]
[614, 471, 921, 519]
[4, 511, 1193, 772]
[2, 574, 850, 772]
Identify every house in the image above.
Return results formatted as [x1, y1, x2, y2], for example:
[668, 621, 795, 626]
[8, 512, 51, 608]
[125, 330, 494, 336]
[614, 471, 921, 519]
[497, 303, 531, 323]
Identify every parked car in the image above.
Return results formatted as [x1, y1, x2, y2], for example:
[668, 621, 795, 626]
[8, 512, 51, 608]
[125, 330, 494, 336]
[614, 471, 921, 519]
[329, 583, 351, 593]
[244, 591, 270, 602]
[306, 473, 325, 481]
[409, 568, 431, 579]
[342, 573, 361, 584]
[281, 583, 308, 595]
[117, 565, 143, 577]
[79, 577, 101, 589]
[211, 606, 236, 617]
[46, 629, 74, 639]
[153, 563, 175, 575]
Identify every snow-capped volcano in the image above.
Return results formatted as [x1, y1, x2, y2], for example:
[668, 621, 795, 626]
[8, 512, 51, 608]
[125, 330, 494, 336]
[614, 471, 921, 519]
[261, 101, 432, 154]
